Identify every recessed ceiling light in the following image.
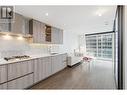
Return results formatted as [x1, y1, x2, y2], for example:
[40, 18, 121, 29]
[45, 13, 49, 16]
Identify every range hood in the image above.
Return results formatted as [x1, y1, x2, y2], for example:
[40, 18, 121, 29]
[0, 12, 32, 38]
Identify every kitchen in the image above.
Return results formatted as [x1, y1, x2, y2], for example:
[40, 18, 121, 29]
[0, 6, 118, 89]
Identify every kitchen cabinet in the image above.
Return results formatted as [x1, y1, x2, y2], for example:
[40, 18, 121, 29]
[51, 54, 67, 74]
[61, 54, 67, 69]
[51, 27, 63, 44]
[51, 55, 59, 74]
[0, 65, 7, 84]
[43, 57, 52, 78]
[8, 60, 33, 81]
[52, 55, 61, 74]
[29, 19, 45, 43]
[11, 13, 30, 35]
[29, 19, 63, 44]
[0, 53, 67, 89]
[8, 73, 33, 89]
[33, 57, 52, 83]
[33, 59, 39, 83]
[0, 22, 10, 32]
[33, 58, 44, 83]
[0, 83, 7, 89]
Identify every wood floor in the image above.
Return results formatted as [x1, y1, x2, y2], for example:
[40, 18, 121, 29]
[30, 60, 116, 89]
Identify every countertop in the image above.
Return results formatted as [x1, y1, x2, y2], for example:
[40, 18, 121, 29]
[0, 53, 67, 66]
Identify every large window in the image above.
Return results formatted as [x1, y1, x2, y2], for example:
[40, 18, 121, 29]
[85, 32, 114, 59]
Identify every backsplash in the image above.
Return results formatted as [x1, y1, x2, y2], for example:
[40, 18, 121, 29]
[0, 35, 60, 58]
[0, 35, 29, 58]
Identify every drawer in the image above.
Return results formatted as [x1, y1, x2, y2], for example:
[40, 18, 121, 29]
[0, 83, 7, 89]
[8, 73, 33, 89]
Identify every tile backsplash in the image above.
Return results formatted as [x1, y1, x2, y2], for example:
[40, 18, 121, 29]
[0, 35, 60, 58]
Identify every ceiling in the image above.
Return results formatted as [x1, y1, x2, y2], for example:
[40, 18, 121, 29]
[15, 6, 117, 34]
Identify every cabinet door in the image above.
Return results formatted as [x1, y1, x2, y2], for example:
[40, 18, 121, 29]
[51, 56, 57, 74]
[0, 65, 7, 84]
[0, 83, 7, 89]
[8, 60, 33, 81]
[24, 17, 29, 35]
[31, 20, 46, 43]
[40, 22, 45, 43]
[0, 23, 9, 32]
[8, 74, 33, 89]
[38, 58, 45, 81]
[59, 29, 63, 44]
[43, 57, 52, 78]
[33, 59, 39, 83]
[27, 60, 34, 74]
[51, 27, 58, 44]
[51, 55, 61, 74]
[33, 58, 45, 83]
[51, 27, 63, 44]
[61, 54, 67, 69]
[32, 20, 40, 43]
[29, 19, 46, 43]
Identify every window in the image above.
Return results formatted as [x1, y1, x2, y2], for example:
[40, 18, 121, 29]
[85, 32, 114, 59]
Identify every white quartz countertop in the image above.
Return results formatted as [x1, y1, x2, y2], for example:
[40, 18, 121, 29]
[0, 53, 67, 66]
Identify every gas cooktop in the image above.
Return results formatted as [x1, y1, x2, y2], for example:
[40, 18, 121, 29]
[4, 55, 31, 61]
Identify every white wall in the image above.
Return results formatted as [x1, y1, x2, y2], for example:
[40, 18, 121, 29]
[59, 30, 79, 54]
[124, 6, 127, 89]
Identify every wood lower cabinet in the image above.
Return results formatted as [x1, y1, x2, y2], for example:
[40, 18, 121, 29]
[0, 83, 7, 89]
[0, 65, 7, 84]
[43, 57, 52, 78]
[60, 54, 67, 69]
[8, 73, 33, 89]
[0, 53, 67, 89]
[33, 57, 52, 83]
[8, 60, 33, 81]
[34, 58, 43, 83]
[51, 54, 67, 74]
[51, 55, 59, 74]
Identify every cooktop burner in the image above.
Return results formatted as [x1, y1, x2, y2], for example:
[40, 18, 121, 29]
[4, 55, 31, 61]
